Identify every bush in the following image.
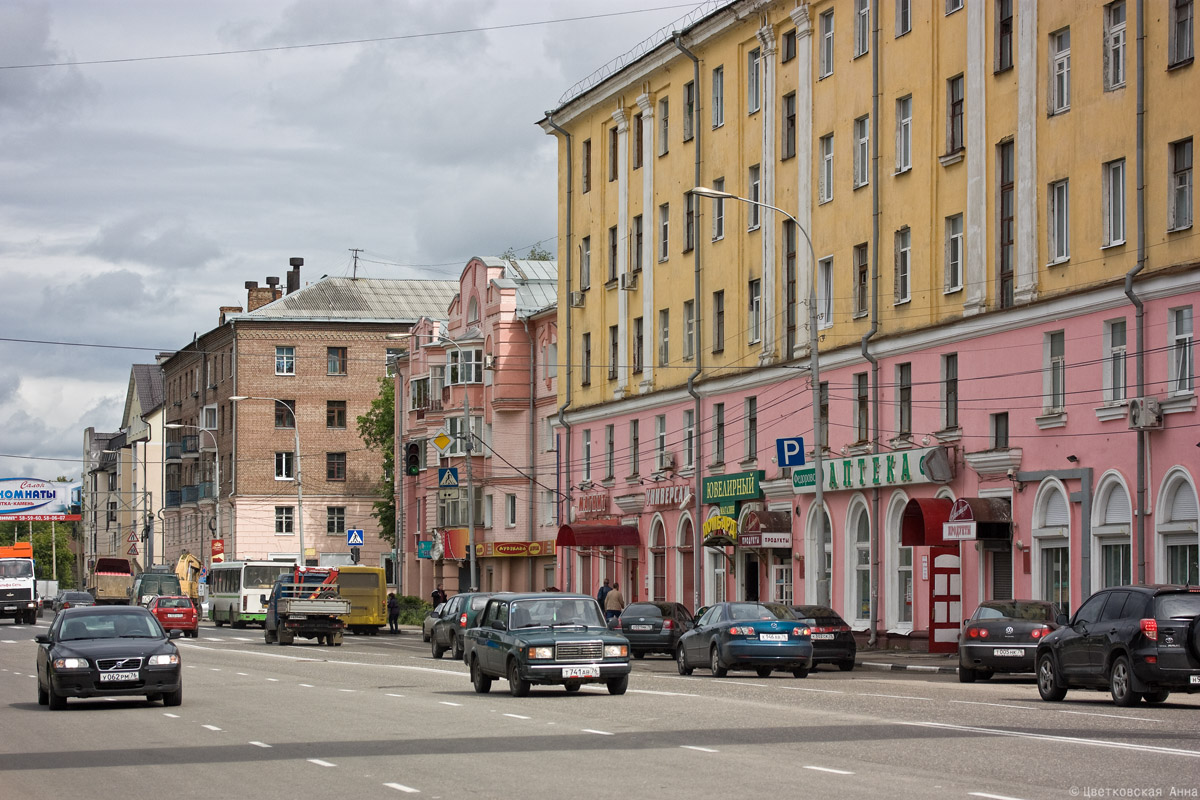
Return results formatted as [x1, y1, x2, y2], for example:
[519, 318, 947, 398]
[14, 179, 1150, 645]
[391, 595, 431, 626]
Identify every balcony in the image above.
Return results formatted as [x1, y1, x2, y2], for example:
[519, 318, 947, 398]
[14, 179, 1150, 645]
[165, 490, 181, 508]
[198, 482, 215, 503]
[181, 435, 200, 458]
[165, 442, 182, 462]
[181, 484, 200, 504]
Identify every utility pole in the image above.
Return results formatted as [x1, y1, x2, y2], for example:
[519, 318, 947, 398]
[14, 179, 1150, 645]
[349, 248, 362, 280]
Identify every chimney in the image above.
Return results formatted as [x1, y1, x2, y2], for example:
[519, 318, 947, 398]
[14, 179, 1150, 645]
[246, 280, 277, 312]
[287, 257, 303, 294]
[265, 276, 282, 302]
[219, 306, 243, 326]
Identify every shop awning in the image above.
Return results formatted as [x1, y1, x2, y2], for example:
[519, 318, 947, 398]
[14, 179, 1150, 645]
[556, 524, 640, 548]
[901, 498, 954, 547]
[743, 511, 791, 533]
[901, 497, 1013, 547]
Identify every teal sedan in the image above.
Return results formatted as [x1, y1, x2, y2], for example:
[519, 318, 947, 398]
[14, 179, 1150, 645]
[676, 602, 814, 678]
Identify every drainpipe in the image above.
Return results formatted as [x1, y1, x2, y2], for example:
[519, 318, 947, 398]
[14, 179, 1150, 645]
[545, 112, 574, 591]
[523, 316, 537, 591]
[1124, 0, 1147, 583]
[863, 1, 881, 648]
[675, 32, 705, 614]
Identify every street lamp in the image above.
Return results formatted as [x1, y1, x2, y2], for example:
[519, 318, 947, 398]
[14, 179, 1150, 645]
[229, 396, 304, 566]
[691, 186, 829, 607]
[164, 423, 220, 562]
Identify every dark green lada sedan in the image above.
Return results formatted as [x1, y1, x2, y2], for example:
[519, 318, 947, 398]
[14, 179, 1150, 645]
[463, 593, 631, 696]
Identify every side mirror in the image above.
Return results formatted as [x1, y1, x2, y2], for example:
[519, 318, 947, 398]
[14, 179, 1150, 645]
[168, 630, 182, 640]
[1056, 613, 1069, 626]
[34, 634, 50, 644]
[491, 620, 507, 632]
[260, 594, 268, 605]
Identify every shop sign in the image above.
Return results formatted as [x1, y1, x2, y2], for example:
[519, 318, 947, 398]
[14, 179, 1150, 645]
[943, 521, 977, 541]
[646, 484, 689, 507]
[702, 471, 762, 513]
[417, 540, 432, 559]
[210, 539, 225, 563]
[739, 531, 792, 548]
[703, 515, 738, 542]
[792, 446, 943, 494]
[575, 491, 609, 515]
[477, 541, 557, 558]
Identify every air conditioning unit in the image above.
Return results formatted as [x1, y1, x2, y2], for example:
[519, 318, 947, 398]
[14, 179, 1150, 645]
[659, 452, 676, 471]
[619, 272, 638, 291]
[569, 291, 585, 308]
[483, 354, 495, 370]
[1128, 396, 1164, 430]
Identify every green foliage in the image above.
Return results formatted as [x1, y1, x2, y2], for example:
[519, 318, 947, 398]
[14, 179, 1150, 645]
[500, 244, 554, 261]
[357, 376, 396, 546]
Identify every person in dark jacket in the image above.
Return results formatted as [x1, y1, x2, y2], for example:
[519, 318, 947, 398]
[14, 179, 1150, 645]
[431, 584, 448, 606]
[597, 578, 611, 608]
[386, 592, 400, 634]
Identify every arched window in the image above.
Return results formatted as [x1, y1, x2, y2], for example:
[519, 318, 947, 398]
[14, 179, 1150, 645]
[676, 516, 695, 606]
[1157, 470, 1199, 584]
[846, 499, 871, 623]
[649, 518, 666, 601]
[1033, 480, 1071, 614]
[467, 296, 480, 324]
[1093, 475, 1132, 589]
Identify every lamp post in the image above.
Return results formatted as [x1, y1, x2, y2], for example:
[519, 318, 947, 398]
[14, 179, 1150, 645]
[691, 186, 829, 607]
[165, 423, 220, 563]
[230, 396, 303, 566]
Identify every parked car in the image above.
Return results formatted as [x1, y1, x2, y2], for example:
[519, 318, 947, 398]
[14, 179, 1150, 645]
[432, 592, 501, 660]
[421, 603, 444, 642]
[1036, 584, 1200, 706]
[959, 599, 1062, 682]
[463, 593, 631, 696]
[676, 602, 814, 679]
[34, 605, 183, 709]
[53, 591, 96, 617]
[791, 604, 857, 671]
[148, 595, 200, 638]
[611, 602, 694, 658]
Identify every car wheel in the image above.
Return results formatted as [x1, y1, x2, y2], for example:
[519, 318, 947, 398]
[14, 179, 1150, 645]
[1036, 652, 1067, 702]
[431, 638, 446, 659]
[756, 667, 772, 678]
[507, 659, 530, 697]
[452, 634, 464, 661]
[278, 628, 295, 646]
[959, 666, 977, 683]
[633, 650, 645, 660]
[792, 667, 810, 679]
[265, 626, 277, 644]
[676, 647, 693, 676]
[710, 646, 728, 678]
[37, 681, 48, 706]
[1109, 655, 1141, 707]
[146, 693, 163, 703]
[1143, 689, 1170, 704]
[977, 670, 994, 681]
[422, 630, 430, 643]
[564, 681, 582, 693]
[333, 631, 343, 646]
[607, 674, 629, 695]
[838, 659, 855, 672]
[48, 688, 66, 711]
[470, 657, 492, 694]
[191, 628, 200, 639]
[163, 687, 183, 707]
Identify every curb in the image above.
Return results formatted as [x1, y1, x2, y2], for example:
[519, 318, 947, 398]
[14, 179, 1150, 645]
[857, 660, 959, 675]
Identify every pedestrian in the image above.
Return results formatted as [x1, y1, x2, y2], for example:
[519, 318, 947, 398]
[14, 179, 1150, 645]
[386, 592, 400, 634]
[431, 583, 448, 607]
[604, 581, 625, 621]
[596, 577, 611, 608]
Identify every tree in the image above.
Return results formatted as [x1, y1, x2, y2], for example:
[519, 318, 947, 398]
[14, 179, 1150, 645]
[3, 520, 78, 588]
[501, 244, 554, 261]
[357, 376, 396, 546]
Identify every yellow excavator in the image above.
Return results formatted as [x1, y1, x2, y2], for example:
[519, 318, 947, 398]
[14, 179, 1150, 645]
[175, 552, 204, 607]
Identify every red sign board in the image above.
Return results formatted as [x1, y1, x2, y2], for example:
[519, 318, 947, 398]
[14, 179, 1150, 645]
[211, 538, 225, 563]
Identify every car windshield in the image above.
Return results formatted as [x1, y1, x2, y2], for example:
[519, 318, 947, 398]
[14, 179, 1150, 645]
[0, 560, 33, 578]
[974, 601, 1056, 621]
[64, 593, 93, 603]
[727, 603, 795, 621]
[469, 595, 490, 610]
[510, 598, 606, 629]
[245, 565, 287, 589]
[59, 613, 162, 640]
[158, 598, 192, 609]
[1157, 593, 1200, 619]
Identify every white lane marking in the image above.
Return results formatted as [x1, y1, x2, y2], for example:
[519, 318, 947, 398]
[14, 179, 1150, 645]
[202, 725, 222, 731]
[2, 640, 16, 644]
[338, 689, 356, 693]
[780, 686, 844, 694]
[298, 683, 314, 688]
[185, 665, 196, 669]
[236, 672, 249, 676]
[859, 693, 931, 701]
[969, 793, 1029, 800]
[11, 672, 21, 676]
[209, 668, 221, 672]
[384, 783, 419, 794]
[250, 741, 272, 748]
[949, 700, 1032, 711]
[267, 678, 279, 682]
[804, 766, 855, 775]
[439, 701, 462, 707]
[582, 729, 613, 736]
[1054, 709, 1160, 723]
[713, 680, 768, 687]
[503, 713, 531, 720]
[681, 745, 719, 753]
[307, 759, 336, 767]
[629, 689, 701, 697]
[163, 713, 180, 718]
[385, 693, 405, 698]
[231, 637, 253, 641]
[178, 643, 470, 676]
[900, 720, 1200, 759]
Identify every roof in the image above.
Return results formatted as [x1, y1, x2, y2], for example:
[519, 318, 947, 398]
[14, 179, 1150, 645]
[229, 277, 460, 324]
[494, 259, 558, 319]
[131, 364, 164, 414]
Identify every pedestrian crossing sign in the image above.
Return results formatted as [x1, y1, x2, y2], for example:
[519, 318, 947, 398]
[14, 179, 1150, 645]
[438, 467, 459, 488]
[346, 529, 365, 546]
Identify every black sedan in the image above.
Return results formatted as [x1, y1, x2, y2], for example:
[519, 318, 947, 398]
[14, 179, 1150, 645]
[610, 602, 694, 658]
[959, 599, 1062, 682]
[791, 604, 857, 671]
[35, 605, 183, 709]
[52, 591, 95, 617]
[676, 602, 813, 678]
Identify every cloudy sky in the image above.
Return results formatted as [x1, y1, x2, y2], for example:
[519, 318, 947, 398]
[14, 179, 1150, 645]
[0, 0, 700, 481]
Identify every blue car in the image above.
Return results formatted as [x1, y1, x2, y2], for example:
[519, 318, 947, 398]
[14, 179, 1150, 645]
[675, 602, 814, 678]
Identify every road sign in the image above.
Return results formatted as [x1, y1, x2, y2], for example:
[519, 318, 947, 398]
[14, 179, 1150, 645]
[431, 429, 453, 454]
[438, 488, 461, 500]
[127, 543, 139, 556]
[438, 467, 459, 487]
[127, 530, 139, 542]
[776, 436, 806, 467]
[346, 529, 365, 546]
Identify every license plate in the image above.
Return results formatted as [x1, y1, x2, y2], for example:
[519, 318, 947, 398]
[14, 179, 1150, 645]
[1190, 675, 1200, 685]
[168, 614, 184, 618]
[99, 671, 139, 682]
[631, 624, 653, 631]
[811, 633, 835, 640]
[561, 666, 600, 678]
[993, 648, 1025, 657]
[759, 633, 788, 642]
[289, 614, 307, 620]
[2, 606, 15, 612]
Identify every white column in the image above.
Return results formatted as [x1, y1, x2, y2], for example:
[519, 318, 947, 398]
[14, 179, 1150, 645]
[1014, 0, 1040, 304]
[614, 105, 630, 394]
[963, 0, 988, 316]
[791, 4, 814, 361]
[637, 92, 656, 392]
[758, 24, 778, 363]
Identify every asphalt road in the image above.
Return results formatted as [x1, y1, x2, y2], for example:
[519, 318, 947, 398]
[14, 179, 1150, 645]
[3, 618, 1198, 800]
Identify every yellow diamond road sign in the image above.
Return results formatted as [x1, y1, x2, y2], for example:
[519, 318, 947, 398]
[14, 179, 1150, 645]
[431, 429, 453, 454]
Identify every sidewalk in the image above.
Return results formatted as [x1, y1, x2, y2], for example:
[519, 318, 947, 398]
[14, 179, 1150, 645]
[855, 648, 960, 675]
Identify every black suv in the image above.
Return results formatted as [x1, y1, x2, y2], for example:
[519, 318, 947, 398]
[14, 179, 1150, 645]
[1035, 584, 1200, 706]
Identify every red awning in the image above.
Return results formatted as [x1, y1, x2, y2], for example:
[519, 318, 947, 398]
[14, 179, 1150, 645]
[556, 524, 641, 548]
[901, 497, 954, 547]
[743, 510, 792, 534]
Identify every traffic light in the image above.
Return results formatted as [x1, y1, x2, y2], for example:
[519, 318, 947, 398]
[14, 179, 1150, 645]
[350, 547, 361, 564]
[405, 442, 421, 476]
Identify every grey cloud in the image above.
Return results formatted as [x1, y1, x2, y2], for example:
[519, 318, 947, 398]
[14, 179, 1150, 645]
[83, 214, 224, 270]
[0, 2, 95, 122]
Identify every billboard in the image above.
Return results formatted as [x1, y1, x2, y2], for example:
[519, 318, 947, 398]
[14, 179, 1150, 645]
[0, 478, 82, 522]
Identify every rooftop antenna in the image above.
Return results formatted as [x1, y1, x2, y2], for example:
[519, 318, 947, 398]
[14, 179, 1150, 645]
[349, 248, 362, 280]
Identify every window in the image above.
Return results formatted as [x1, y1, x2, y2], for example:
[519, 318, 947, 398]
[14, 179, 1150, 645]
[1105, 2, 1126, 88]
[658, 98, 669, 155]
[996, 0, 1014, 71]
[818, 257, 834, 329]
[275, 506, 294, 535]
[275, 345, 295, 375]
[326, 506, 345, 536]
[898, 544, 913, 623]
[713, 291, 725, 353]
[819, 11, 835, 78]
[854, 512, 870, 619]
[1170, 306, 1194, 393]
[446, 416, 482, 458]
[505, 494, 517, 527]
[945, 214, 964, 292]
[683, 409, 695, 467]
[275, 451, 294, 481]
[326, 347, 347, 375]
[658, 309, 670, 367]
[582, 429, 592, 482]
[897, 0, 911, 36]
[747, 47, 761, 113]
[855, 372, 869, 442]
[712, 177, 725, 239]
[713, 403, 725, 464]
[608, 325, 619, 380]
[607, 226, 618, 283]
[1050, 29, 1071, 114]
[991, 412, 1010, 449]
[605, 424, 615, 480]
[748, 165, 761, 228]
[633, 317, 644, 373]
[655, 415, 667, 470]
[683, 300, 695, 360]
[1047, 330, 1066, 412]
[683, 81, 695, 141]
[633, 214, 644, 270]
[855, 0, 870, 57]
[897, 363, 912, 436]
[1048, 179, 1070, 262]
[748, 280, 762, 343]
[581, 333, 591, 386]
[630, 419, 640, 476]
[947, 75, 964, 153]
[896, 95, 912, 172]
[202, 405, 217, 431]
[326, 400, 346, 429]
[782, 92, 797, 159]
[818, 381, 829, 449]
[325, 452, 346, 481]
[275, 399, 296, 429]
[785, 222, 798, 353]
[608, 126, 618, 182]
[659, 203, 670, 261]
[711, 66, 724, 128]
[894, 227, 911, 303]
[633, 114, 643, 169]
[854, 116, 870, 187]
[684, 192, 696, 252]
[853, 244, 868, 316]
[449, 349, 483, 384]
[947, 0, 963, 11]
[546, 344, 557, 379]
[1170, 138, 1193, 230]
[1171, 0, 1194, 66]
[1106, 319, 1128, 403]
[744, 396, 758, 461]
[819, 134, 834, 203]
[781, 28, 797, 62]
[1104, 159, 1126, 246]
[999, 142, 1015, 308]
[943, 353, 959, 430]
[582, 139, 591, 193]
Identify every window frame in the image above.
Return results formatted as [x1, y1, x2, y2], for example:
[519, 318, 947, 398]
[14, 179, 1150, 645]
[1049, 28, 1071, 115]
[683, 81, 695, 142]
[713, 291, 725, 353]
[945, 214, 964, 292]
[326, 399, 347, 429]
[659, 203, 670, 262]
[1104, 158, 1127, 247]
[1104, 1, 1126, 90]
[748, 280, 762, 344]
[1169, 306, 1194, 394]
[819, 133, 835, 203]
[1169, 138, 1193, 231]
[275, 451, 295, 481]
[854, 116, 870, 188]
[275, 345, 295, 376]
[711, 178, 725, 240]
[1048, 178, 1070, 263]
[711, 66, 725, 129]
[747, 47, 761, 114]
[896, 95, 912, 173]
[326, 506, 346, 537]
[782, 92, 797, 160]
[327, 346, 347, 376]
[996, 0, 1014, 72]
[854, 0, 870, 57]
[947, 75, 965, 154]
[748, 164, 761, 229]
[894, 226, 912, 304]
[819, 10, 835, 78]
[1171, 0, 1195, 67]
